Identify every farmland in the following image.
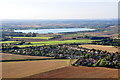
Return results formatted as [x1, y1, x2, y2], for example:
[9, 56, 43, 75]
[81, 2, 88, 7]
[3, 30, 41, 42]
[30, 39, 94, 45]
[17, 39, 95, 47]
[0, 41, 20, 44]
[3, 44, 120, 68]
[27, 66, 119, 78]
[1, 19, 119, 79]
[2, 58, 119, 78]
[79, 44, 118, 53]
[11, 38, 49, 42]
[1, 37, 95, 48]
[2, 59, 70, 78]
[11, 37, 53, 42]
[1, 53, 53, 60]
[13, 37, 53, 39]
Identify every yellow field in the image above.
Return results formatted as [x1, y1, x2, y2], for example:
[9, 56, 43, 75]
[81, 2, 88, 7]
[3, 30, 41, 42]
[79, 44, 118, 53]
[2, 59, 70, 78]
[0, 41, 20, 44]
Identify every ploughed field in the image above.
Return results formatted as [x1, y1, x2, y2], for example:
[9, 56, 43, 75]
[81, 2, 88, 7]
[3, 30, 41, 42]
[27, 66, 119, 78]
[2, 59, 70, 78]
[2, 59, 119, 78]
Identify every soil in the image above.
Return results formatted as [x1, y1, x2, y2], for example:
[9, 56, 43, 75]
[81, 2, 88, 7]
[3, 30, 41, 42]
[27, 66, 119, 78]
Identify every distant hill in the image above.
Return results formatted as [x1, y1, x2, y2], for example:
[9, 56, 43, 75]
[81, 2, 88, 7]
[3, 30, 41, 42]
[2, 19, 117, 30]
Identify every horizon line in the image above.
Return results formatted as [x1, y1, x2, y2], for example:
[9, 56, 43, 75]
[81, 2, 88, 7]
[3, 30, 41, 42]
[2, 18, 118, 20]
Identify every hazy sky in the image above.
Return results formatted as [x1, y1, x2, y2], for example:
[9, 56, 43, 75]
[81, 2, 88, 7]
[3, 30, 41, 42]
[1, 0, 119, 19]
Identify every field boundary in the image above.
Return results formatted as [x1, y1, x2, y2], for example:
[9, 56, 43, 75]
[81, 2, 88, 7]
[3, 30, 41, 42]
[1, 58, 69, 62]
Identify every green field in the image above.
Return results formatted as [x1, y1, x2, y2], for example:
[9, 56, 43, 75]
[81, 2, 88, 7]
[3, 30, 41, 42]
[17, 39, 95, 47]
[62, 33, 84, 37]
[13, 37, 53, 39]
[0, 41, 20, 44]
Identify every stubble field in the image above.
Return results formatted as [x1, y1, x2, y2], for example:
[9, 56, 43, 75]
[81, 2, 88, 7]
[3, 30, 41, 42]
[2, 59, 70, 78]
[0, 53, 53, 60]
[79, 44, 118, 53]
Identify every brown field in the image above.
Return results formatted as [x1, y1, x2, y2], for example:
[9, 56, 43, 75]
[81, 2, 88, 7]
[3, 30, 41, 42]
[83, 26, 118, 38]
[79, 44, 118, 53]
[0, 53, 53, 60]
[28, 66, 119, 78]
[2, 59, 70, 78]
[59, 37, 73, 40]
[11, 38, 49, 42]
[37, 33, 62, 37]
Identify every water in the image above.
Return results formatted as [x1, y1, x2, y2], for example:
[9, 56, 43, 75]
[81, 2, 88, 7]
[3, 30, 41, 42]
[14, 28, 95, 34]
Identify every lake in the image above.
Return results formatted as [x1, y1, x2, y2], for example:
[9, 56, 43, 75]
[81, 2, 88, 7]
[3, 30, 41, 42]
[14, 28, 95, 34]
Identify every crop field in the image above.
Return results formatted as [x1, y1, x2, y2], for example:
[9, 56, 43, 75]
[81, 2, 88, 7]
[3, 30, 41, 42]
[13, 37, 53, 40]
[63, 33, 84, 37]
[31, 39, 94, 44]
[0, 41, 20, 44]
[17, 39, 95, 47]
[79, 44, 118, 53]
[2, 59, 70, 78]
[1, 53, 53, 60]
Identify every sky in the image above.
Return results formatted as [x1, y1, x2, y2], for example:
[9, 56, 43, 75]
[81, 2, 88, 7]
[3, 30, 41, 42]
[0, 0, 119, 19]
